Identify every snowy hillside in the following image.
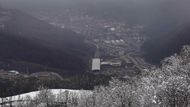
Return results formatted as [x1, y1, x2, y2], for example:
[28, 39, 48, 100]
[0, 89, 92, 107]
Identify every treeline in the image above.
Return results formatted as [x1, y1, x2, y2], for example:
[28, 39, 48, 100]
[0, 73, 112, 97]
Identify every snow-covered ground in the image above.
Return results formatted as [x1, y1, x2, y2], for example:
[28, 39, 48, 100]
[0, 89, 92, 104]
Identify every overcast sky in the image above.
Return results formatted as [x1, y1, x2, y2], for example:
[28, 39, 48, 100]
[1, 0, 189, 23]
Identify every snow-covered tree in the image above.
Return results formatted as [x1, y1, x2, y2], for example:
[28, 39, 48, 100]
[34, 87, 56, 107]
[56, 90, 80, 107]
[94, 79, 140, 107]
[138, 45, 190, 107]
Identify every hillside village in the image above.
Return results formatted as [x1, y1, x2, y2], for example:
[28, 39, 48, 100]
[30, 9, 152, 77]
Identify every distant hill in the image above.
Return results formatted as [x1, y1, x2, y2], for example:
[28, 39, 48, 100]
[142, 24, 190, 64]
[0, 8, 95, 74]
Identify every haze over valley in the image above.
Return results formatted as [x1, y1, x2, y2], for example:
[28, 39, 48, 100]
[0, 0, 190, 106]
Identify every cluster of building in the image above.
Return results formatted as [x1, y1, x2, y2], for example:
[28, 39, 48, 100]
[91, 58, 123, 72]
[32, 9, 146, 49]
[0, 69, 22, 80]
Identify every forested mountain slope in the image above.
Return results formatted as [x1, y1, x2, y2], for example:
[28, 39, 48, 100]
[0, 7, 95, 73]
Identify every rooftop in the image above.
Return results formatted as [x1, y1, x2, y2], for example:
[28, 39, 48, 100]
[92, 58, 101, 71]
